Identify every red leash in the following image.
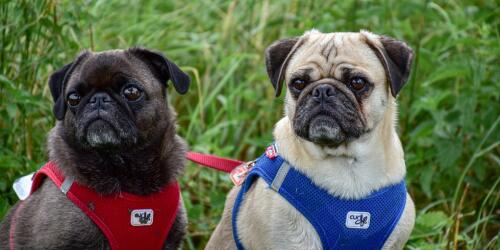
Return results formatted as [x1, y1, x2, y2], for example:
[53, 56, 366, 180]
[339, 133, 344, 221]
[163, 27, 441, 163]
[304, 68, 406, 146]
[186, 151, 244, 173]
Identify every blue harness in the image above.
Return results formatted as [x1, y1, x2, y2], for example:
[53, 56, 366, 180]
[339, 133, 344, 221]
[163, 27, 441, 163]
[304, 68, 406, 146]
[232, 149, 407, 250]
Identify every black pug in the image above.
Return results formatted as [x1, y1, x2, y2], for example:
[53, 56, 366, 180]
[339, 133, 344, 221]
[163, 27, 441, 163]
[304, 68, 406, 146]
[0, 48, 190, 250]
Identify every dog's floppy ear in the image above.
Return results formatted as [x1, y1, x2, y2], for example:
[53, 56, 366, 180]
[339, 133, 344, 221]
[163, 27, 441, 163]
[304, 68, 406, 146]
[366, 34, 414, 97]
[265, 37, 303, 97]
[49, 52, 89, 120]
[129, 47, 190, 94]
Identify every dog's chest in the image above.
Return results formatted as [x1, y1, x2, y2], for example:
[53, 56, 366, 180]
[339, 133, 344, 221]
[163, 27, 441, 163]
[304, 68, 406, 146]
[21, 181, 109, 249]
[238, 179, 323, 250]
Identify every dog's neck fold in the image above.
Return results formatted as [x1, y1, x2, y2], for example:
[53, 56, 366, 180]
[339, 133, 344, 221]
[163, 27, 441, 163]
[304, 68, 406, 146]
[273, 104, 405, 199]
[47, 123, 186, 196]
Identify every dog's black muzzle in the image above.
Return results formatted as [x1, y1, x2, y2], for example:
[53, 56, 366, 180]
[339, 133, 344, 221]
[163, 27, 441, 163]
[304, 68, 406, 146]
[292, 79, 365, 147]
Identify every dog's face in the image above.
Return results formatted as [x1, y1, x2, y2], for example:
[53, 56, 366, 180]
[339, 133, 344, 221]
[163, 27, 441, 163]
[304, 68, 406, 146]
[48, 48, 190, 152]
[266, 30, 413, 147]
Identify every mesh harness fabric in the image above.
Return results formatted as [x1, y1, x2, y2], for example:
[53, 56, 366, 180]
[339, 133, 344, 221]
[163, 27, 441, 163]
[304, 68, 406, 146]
[25, 161, 180, 250]
[232, 151, 407, 250]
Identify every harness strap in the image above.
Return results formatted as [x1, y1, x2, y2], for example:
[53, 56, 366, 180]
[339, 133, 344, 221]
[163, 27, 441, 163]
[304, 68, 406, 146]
[186, 151, 243, 173]
[232, 154, 284, 250]
[8, 201, 25, 250]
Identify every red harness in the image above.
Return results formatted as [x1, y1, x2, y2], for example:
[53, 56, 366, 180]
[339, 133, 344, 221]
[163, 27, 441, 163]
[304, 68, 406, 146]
[24, 162, 179, 250]
[9, 152, 242, 250]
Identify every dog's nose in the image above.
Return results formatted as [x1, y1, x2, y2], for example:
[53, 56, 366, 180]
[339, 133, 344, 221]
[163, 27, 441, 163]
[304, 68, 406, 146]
[312, 84, 335, 103]
[89, 91, 113, 108]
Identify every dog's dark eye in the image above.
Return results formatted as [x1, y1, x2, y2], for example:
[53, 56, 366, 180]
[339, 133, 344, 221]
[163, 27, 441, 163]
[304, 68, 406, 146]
[123, 86, 143, 101]
[67, 93, 81, 107]
[349, 77, 366, 91]
[291, 78, 307, 91]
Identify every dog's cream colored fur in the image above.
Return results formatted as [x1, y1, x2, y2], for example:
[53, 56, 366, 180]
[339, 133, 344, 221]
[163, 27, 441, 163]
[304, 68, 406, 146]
[206, 30, 415, 250]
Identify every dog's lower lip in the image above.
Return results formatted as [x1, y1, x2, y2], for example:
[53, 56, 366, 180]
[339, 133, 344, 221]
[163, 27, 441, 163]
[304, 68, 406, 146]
[314, 138, 342, 147]
[84, 118, 120, 144]
[310, 114, 336, 125]
[84, 116, 112, 131]
[306, 115, 347, 147]
[86, 118, 114, 132]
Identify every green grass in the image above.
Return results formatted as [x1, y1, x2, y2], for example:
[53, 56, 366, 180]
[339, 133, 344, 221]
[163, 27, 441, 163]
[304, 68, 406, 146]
[0, 0, 499, 249]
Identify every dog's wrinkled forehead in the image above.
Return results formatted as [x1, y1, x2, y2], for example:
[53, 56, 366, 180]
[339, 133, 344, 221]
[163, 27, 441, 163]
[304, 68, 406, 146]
[286, 31, 386, 84]
[65, 50, 157, 93]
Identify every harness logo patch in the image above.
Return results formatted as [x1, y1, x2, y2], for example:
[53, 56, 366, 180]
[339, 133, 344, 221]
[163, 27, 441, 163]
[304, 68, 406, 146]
[345, 211, 370, 229]
[131, 209, 154, 226]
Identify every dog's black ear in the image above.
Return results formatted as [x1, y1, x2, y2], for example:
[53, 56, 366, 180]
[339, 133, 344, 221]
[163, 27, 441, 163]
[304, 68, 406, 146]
[265, 37, 303, 97]
[129, 48, 190, 94]
[367, 35, 414, 97]
[49, 63, 72, 120]
[49, 52, 89, 120]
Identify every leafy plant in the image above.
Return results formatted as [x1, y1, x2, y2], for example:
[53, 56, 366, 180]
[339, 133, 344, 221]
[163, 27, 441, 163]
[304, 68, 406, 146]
[0, 0, 498, 249]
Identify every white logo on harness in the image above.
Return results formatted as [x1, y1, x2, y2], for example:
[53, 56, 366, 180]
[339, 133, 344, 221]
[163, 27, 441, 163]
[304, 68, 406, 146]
[345, 211, 370, 229]
[131, 209, 154, 226]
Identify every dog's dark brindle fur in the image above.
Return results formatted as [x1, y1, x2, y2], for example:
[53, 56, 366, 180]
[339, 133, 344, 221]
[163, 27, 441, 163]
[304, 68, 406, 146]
[0, 48, 190, 249]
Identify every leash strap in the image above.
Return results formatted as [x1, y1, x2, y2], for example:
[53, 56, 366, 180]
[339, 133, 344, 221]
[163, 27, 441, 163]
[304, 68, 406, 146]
[186, 151, 244, 173]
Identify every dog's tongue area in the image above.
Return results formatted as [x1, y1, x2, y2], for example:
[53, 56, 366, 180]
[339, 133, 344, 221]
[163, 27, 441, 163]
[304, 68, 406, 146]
[86, 119, 120, 148]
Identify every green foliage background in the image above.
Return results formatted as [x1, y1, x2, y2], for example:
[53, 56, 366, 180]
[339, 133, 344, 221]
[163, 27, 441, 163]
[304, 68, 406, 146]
[0, 0, 498, 249]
